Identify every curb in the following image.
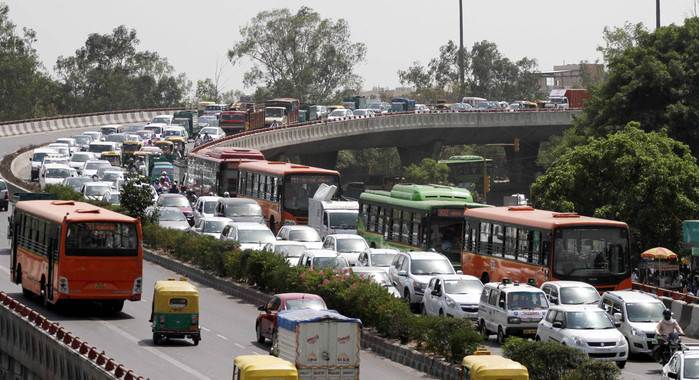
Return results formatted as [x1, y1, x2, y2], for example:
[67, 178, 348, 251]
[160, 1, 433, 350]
[143, 249, 462, 379]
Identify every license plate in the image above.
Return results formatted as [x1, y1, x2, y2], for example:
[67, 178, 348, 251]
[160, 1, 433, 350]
[95, 283, 105, 289]
[650, 339, 657, 345]
[524, 329, 537, 335]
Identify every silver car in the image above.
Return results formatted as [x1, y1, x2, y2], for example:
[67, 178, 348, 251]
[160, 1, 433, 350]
[152, 207, 190, 231]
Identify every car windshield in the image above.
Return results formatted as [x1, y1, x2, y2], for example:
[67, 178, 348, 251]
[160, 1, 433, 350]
[274, 245, 306, 258]
[285, 299, 326, 311]
[152, 117, 170, 124]
[313, 256, 349, 269]
[560, 287, 600, 305]
[684, 358, 699, 379]
[328, 212, 358, 229]
[238, 229, 275, 244]
[65, 222, 137, 256]
[410, 259, 455, 275]
[203, 201, 217, 214]
[626, 302, 666, 323]
[283, 174, 339, 214]
[354, 110, 367, 116]
[85, 185, 110, 196]
[200, 127, 219, 135]
[74, 136, 91, 144]
[203, 220, 228, 233]
[444, 279, 483, 294]
[163, 129, 182, 137]
[144, 126, 162, 133]
[102, 173, 122, 181]
[71, 154, 90, 162]
[554, 227, 629, 279]
[288, 229, 321, 242]
[566, 311, 615, 329]
[224, 203, 262, 217]
[507, 291, 548, 310]
[336, 238, 367, 253]
[363, 271, 392, 286]
[66, 177, 89, 187]
[46, 168, 71, 178]
[32, 152, 49, 162]
[329, 110, 347, 117]
[85, 162, 110, 170]
[371, 253, 396, 266]
[106, 134, 126, 143]
[159, 196, 190, 207]
[159, 208, 186, 221]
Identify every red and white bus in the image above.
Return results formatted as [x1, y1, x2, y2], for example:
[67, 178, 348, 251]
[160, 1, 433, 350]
[462, 206, 631, 291]
[10, 200, 143, 312]
[186, 147, 265, 196]
[236, 160, 340, 231]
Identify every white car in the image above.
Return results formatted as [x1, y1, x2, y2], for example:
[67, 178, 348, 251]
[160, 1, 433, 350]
[101, 191, 121, 206]
[144, 123, 166, 138]
[41, 155, 70, 169]
[351, 109, 375, 117]
[297, 249, 349, 271]
[262, 241, 308, 266]
[193, 216, 232, 239]
[415, 104, 430, 113]
[599, 290, 666, 355]
[82, 160, 112, 179]
[80, 181, 113, 201]
[478, 281, 549, 343]
[163, 126, 188, 140]
[321, 234, 369, 266]
[541, 281, 600, 309]
[88, 141, 118, 156]
[276, 225, 323, 250]
[351, 266, 401, 298]
[68, 152, 95, 173]
[62, 176, 92, 192]
[39, 163, 73, 190]
[55, 138, 78, 154]
[46, 143, 70, 157]
[422, 274, 483, 320]
[193, 196, 221, 224]
[220, 222, 276, 250]
[388, 251, 456, 311]
[30, 148, 58, 181]
[356, 248, 399, 273]
[151, 206, 190, 231]
[537, 306, 628, 368]
[151, 114, 173, 125]
[100, 169, 125, 187]
[197, 127, 225, 141]
[327, 109, 353, 121]
[82, 131, 102, 142]
[662, 345, 699, 379]
[72, 134, 93, 151]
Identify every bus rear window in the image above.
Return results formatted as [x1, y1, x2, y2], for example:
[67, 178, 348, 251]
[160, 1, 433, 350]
[65, 222, 138, 256]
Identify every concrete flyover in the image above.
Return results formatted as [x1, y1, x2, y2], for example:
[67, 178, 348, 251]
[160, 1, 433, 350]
[205, 110, 580, 188]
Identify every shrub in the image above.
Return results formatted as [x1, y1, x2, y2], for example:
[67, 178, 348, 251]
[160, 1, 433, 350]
[503, 337, 595, 380]
[564, 360, 621, 380]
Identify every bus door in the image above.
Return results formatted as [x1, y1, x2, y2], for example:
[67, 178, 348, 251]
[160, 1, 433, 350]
[45, 224, 59, 301]
[10, 213, 18, 283]
[428, 209, 466, 261]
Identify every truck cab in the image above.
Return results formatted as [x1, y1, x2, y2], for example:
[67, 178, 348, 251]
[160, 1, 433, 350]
[309, 200, 359, 239]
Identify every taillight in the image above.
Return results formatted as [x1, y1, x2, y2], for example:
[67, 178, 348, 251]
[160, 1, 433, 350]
[191, 314, 198, 325]
[132, 277, 142, 294]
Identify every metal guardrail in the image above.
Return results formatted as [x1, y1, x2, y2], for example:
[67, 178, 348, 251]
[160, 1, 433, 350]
[632, 281, 699, 303]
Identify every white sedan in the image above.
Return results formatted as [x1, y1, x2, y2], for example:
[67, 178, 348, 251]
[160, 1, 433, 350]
[197, 127, 226, 141]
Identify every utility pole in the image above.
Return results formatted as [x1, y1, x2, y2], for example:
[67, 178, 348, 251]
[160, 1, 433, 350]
[458, 0, 465, 100]
[656, 0, 661, 29]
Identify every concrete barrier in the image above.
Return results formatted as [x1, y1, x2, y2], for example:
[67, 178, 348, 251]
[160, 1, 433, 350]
[660, 296, 673, 309]
[0, 291, 143, 380]
[685, 304, 699, 337]
[680, 302, 693, 331]
[671, 300, 686, 327]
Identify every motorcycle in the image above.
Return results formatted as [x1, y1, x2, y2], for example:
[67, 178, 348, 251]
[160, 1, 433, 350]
[653, 332, 683, 365]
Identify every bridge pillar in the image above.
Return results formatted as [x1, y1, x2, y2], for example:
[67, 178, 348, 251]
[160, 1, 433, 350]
[299, 151, 338, 170]
[503, 140, 541, 193]
[397, 141, 443, 167]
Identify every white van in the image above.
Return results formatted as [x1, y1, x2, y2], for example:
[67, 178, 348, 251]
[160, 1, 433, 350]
[478, 280, 549, 343]
[599, 290, 666, 355]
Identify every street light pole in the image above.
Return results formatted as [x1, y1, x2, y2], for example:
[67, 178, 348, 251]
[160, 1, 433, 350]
[458, 0, 465, 100]
[656, 0, 661, 29]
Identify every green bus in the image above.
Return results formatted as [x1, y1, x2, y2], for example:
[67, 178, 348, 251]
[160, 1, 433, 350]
[358, 184, 489, 263]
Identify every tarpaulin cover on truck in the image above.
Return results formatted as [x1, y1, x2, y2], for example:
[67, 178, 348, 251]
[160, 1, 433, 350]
[277, 309, 362, 332]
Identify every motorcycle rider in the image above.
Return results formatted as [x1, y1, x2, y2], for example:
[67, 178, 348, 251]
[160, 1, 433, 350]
[655, 309, 684, 363]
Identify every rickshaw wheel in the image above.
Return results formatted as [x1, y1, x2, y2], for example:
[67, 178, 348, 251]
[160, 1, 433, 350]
[153, 333, 162, 345]
[192, 336, 200, 346]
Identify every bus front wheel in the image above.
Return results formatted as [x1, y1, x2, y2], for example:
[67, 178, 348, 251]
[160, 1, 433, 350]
[481, 272, 490, 284]
[269, 217, 276, 234]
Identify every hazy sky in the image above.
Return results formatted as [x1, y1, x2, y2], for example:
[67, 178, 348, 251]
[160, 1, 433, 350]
[5, 1, 698, 92]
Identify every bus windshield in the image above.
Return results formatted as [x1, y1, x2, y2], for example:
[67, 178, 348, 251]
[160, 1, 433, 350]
[284, 174, 339, 214]
[554, 227, 629, 279]
[66, 222, 138, 256]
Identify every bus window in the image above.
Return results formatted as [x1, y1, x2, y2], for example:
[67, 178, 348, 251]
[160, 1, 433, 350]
[492, 224, 504, 256]
[392, 209, 401, 241]
[505, 226, 517, 260]
[480, 222, 491, 255]
[411, 213, 421, 246]
[531, 231, 541, 264]
[65, 223, 138, 256]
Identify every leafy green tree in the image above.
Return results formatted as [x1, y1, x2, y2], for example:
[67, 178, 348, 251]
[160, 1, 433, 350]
[596, 21, 647, 64]
[228, 7, 366, 104]
[337, 148, 402, 177]
[55, 25, 189, 113]
[195, 78, 221, 102]
[119, 175, 155, 220]
[0, 4, 60, 121]
[531, 124, 699, 252]
[404, 158, 449, 185]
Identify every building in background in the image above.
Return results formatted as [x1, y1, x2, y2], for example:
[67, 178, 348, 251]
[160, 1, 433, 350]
[538, 63, 605, 93]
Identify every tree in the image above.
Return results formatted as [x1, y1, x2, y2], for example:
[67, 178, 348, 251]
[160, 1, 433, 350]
[0, 4, 59, 121]
[228, 7, 366, 104]
[404, 158, 449, 185]
[596, 22, 647, 64]
[531, 124, 699, 252]
[55, 25, 189, 113]
[195, 78, 220, 102]
[577, 18, 699, 156]
[119, 175, 156, 220]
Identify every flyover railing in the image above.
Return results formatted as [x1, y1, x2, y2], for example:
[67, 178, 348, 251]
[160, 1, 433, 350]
[632, 281, 699, 304]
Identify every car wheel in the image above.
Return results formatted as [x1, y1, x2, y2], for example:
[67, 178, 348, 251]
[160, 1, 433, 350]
[438, 309, 444, 317]
[535, 335, 541, 342]
[255, 323, 265, 344]
[497, 327, 506, 344]
[270, 331, 279, 356]
[616, 360, 626, 369]
[421, 305, 427, 315]
[479, 320, 489, 338]
[403, 289, 411, 305]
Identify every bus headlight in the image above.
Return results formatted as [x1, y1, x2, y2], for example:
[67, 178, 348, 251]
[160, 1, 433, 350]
[58, 277, 69, 294]
[132, 277, 142, 294]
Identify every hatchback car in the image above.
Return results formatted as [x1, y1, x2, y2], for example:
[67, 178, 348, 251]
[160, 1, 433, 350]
[297, 249, 349, 271]
[423, 274, 483, 320]
[322, 234, 369, 266]
[255, 293, 327, 344]
[356, 248, 399, 273]
[327, 109, 353, 121]
[197, 127, 225, 141]
[81, 160, 112, 179]
[192, 216, 231, 239]
[537, 306, 628, 368]
[215, 198, 264, 224]
[262, 241, 308, 266]
[150, 206, 190, 231]
[192, 195, 221, 224]
[157, 194, 193, 224]
[662, 345, 699, 379]
[351, 267, 401, 298]
[276, 225, 323, 249]
[80, 181, 113, 201]
[541, 281, 600, 309]
[68, 152, 94, 173]
[599, 290, 666, 355]
[220, 222, 276, 250]
[62, 177, 92, 192]
[389, 251, 456, 311]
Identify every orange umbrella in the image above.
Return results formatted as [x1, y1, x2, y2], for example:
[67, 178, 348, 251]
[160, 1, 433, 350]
[640, 247, 678, 261]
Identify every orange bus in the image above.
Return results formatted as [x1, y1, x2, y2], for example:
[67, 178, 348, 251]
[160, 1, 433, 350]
[462, 206, 631, 291]
[236, 160, 340, 231]
[10, 200, 143, 312]
[186, 147, 265, 196]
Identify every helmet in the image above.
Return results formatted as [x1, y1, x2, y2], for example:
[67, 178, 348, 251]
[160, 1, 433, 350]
[663, 309, 672, 320]
[161, 171, 167, 175]
[223, 191, 230, 197]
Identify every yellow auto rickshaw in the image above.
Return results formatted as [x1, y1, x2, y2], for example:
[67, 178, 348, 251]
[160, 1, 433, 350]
[165, 136, 187, 160]
[151, 278, 201, 346]
[122, 140, 143, 161]
[232, 355, 298, 380]
[154, 140, 175, 162]
[100, 151, 122, 167]
[462, 348, 529, 380]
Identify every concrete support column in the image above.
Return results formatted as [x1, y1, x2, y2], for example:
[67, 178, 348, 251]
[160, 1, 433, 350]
[299, 151, 339, 170]
[503, 140, 541, 193]
[397, 141, 443, 167]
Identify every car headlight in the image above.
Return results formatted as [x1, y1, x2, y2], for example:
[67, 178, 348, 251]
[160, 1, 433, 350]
[617, 336, 626, 346]
[574, 337, 587, 347]
[414, 281, 426, 291]
[632, 327, 646, 337]
[445, 297, 457, 308]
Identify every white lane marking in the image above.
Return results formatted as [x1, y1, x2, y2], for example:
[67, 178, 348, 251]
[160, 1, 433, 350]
[234, 343, 245, 349]
[201, 326, 211, 332]
[216, 334, 228, 341]
[96, 320, 213, 380]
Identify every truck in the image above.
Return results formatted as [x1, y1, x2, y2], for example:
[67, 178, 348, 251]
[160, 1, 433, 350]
[220, 110, 265, 135]
[173, 110, 198, 137]
[390, 97, 416, 112]
[342, 96, 367, 111]
[546, 88, 589, 109]
[274, 309, 361, 380]
[309, 184, 359, 239]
